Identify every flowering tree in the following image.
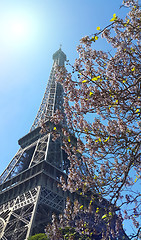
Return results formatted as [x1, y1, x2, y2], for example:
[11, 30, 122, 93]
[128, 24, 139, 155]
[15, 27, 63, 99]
[45, 0, 141, 239]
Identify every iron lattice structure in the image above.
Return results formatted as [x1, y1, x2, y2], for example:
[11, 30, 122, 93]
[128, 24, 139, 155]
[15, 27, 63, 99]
[0, 49, 73, 240]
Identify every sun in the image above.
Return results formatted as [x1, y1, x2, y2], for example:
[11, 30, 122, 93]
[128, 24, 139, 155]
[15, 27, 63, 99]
[10, 21, 28, 38]
[5, 17, 30, 45]
[0, 10, 38, 49]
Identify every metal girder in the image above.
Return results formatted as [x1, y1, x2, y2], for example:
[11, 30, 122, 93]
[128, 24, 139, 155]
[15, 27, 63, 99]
[29, 134, 49, 168]
[0, 184, 66, 239]
[0, 149, 25, 184]
[40, 187, 65, 212]
[0, 187, 38, 240]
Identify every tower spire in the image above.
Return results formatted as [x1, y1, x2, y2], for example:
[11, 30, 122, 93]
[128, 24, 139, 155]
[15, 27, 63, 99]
[59, 44, 62, 50]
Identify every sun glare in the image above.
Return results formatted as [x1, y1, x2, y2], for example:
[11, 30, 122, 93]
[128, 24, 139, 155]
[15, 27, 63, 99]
[10, 21, 28, 38]
[0, 10, 38, 49]
[5, 17, 31, 45]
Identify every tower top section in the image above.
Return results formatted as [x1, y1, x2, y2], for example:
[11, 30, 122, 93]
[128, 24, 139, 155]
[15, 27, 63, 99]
[53, 48, 66, 66]
[29, 48, 66, 132]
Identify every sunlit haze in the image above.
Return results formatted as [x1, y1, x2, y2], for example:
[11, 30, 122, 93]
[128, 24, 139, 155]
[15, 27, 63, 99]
[7, 19, 29, 40]
[0, 11, 38, 48]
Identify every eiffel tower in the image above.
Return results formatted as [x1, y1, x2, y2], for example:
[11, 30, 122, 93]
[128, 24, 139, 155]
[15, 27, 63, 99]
[0, 48, 70, 240]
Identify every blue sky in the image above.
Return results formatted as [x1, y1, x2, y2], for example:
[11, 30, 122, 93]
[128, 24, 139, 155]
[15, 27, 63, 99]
[0, 0, 136, 236]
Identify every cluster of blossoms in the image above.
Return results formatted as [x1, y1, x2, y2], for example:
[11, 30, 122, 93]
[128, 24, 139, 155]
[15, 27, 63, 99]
[46, 0, 141, 239]
[46, 198, 128, 240]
